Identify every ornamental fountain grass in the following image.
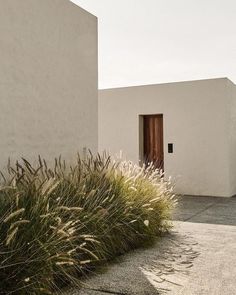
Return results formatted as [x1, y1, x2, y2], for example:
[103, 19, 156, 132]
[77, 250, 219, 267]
[0, 153, 176, 294]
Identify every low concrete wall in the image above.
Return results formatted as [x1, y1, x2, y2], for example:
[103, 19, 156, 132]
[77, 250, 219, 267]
[0, 0, 98, 169]
[99, 78, 235, 197]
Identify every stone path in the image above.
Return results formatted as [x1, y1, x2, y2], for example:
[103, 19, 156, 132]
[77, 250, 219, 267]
[66, 196, 236, 295]
[173, 195, 236, 225]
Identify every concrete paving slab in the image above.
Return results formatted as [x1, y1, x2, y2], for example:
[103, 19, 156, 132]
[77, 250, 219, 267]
[173, 195, 236, 225]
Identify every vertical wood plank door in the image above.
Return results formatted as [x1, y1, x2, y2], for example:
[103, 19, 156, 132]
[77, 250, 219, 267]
[143, 114, 164, 170]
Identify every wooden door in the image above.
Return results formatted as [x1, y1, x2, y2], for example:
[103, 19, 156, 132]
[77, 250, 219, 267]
[143, 114, 164, 170]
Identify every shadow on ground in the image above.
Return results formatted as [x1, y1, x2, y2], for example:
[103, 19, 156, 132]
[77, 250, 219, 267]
[65, 196, 236, 295]
[65, 231, 199, 295]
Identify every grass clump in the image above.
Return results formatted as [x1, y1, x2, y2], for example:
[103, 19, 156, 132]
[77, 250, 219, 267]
[0, 153, 176, 294]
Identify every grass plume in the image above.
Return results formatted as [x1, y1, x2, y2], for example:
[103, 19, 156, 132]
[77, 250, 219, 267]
[0, 153, 176, 294]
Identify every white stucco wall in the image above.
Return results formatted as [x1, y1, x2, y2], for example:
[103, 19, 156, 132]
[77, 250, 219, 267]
[99, 78, 234, 197]
[228, 80, 236, 196]
[0, 0, 98, 168]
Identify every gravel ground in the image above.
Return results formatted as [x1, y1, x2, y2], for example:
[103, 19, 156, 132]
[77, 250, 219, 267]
[65, 196, 236, 295]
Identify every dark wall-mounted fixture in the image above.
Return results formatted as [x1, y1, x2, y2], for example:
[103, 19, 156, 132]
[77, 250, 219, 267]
[168, 143, 173, 153]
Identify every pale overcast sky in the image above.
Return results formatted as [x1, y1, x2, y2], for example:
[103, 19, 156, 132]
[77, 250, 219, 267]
[71, 0, 236, 89]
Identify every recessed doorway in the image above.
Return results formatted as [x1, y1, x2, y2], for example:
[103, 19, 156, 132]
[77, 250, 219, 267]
[141, 114, 164, 170]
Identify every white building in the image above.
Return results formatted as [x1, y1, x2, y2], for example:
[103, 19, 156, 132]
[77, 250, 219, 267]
[99, 78, 236, 197]
[0, 0, 98, 167]
[1, 2, 235, 198]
